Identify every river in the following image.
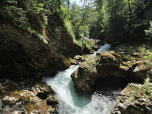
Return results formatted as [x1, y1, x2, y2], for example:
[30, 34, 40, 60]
[42, 43, 119, 114]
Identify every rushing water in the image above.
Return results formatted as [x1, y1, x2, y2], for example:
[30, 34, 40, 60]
[98, 43, 111, 52]
[90, 43, 111, 57]
[43, 43, 119, 114]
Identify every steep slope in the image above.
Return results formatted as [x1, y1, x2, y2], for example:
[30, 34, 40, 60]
[0, 0, 95, 78]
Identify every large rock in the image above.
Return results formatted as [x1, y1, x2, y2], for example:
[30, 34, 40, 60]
[111, 83, 152, 114]
[71, 56, 99, 94]
[71, 51, 152, 94]
[71, 51, 125, 94]
[0, 24, 86, 78]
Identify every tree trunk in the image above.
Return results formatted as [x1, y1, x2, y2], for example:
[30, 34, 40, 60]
[128, 0, 132, 18]
[59, 0, 61, 13]
[68, 0, 69, 13]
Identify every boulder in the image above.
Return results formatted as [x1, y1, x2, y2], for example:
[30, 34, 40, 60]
[69, 58, 79, 65]
[93, 45, 99, 51]
[71, 56, 99, 94]
[0, 79, 18, 92]
[71, 51, 125, 94]
[132, 52, 141, 57]
[71, 51, 152, 94]
[47, 94, 58, 107]
[32, 82, 54, 96]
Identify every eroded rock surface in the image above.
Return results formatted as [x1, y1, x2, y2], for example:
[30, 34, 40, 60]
[0, 78, 58, 114]
[71, 51, 152, 94]
[111, 83, 152, 114]
[0, 24, 95, 78]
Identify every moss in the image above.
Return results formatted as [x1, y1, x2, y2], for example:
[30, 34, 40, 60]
[87, 58, 98, 66]
[145, 61, 152, 68]
[124, 78, 152, 104]
[81, 56, 99, 72]
[69, 58, 76, 63]
[24, 101, 39, 114]
[63, 57, 71, 67]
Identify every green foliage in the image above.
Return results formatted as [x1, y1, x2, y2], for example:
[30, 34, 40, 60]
[126, 47, 134, 55]
[90, 0, 152, 42]
[82, 38, 95, 49]
[145, 21, 152, 39]
[0, 0, 77, 41]
[69, 2, 98, 38]
[2, 104, 5, 111]
[64, 19, 75, 39]
[0, 0, 51, 33]
[142, 77, 152, 97]
[145, 61, 152, 68]
[138, 45, 152, 61]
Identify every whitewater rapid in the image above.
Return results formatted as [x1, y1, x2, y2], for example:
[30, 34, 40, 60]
[43, 43, 118, 114]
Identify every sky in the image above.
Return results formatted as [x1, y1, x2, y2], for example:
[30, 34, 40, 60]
[70, 0, 83, 6]
[70, 0, 93, 6]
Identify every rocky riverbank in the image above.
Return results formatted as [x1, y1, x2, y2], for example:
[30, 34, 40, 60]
[71, 51, 152, 94]
[0, 77, 59, 113]
[0, 19, 96, 113]
[71, 43, 152, 113]
[0, 22, 98, 113]
[111, 81, 152, 114]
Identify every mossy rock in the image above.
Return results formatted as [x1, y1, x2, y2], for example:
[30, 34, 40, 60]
[111, 82, 152, 114]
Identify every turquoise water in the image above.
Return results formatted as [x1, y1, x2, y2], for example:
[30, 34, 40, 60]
[42, 43, 118, 114]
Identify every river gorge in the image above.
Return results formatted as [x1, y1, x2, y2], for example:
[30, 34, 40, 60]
[42, 44, 123, 114]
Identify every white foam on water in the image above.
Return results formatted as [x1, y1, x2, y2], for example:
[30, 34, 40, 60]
[42, 43, 118, 114]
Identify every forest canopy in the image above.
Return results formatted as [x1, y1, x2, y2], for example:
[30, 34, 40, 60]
[0, 0, 152, 43]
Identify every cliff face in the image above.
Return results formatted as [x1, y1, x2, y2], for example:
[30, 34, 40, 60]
[0, 22, 88, 77]
[0, 0, 95, 78]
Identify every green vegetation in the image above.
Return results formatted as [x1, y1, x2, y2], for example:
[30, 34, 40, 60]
[142, 77, 152, 95]
[127, 77, 152, 102]
[69, 2, 98, 39]
[115, 43, 152, 63]
[90, 0, 152, 42]
[83, 56, 100, 72]
[1, 0, 151, 49]
[145, 21, 152, 39]
[145, 61, 152, 68]
[0, 0, 95, 50]
[136, 44, 152, 62]
[87, 58, 98, 66]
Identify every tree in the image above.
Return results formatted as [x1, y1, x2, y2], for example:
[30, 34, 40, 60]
[89, 0, 152, 42]
[69, 1, 98, 38]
